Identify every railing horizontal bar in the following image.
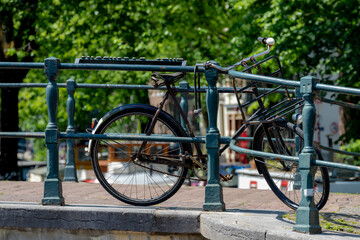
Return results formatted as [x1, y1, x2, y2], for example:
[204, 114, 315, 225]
[0, 83, 48, 88]
[0, 83, 294, 96]
[0, 131, 285, 144]
[75, 84, 294, 94]
[318, 144, 360, 158]
[0, 62, 203, 72]
[76, 83, 156, 90]
[228, 70, 301, 88]
[221, 136, 294, 144]
[60, 63, 205, 73]
[229, 140, 299, 162]
[0, 131, 254, 143]
[316, 83, 360, 97]
[0, 61, 359, 97]
[0, 62, 44, 69]
[229, 70, 360, 97]
[210, 86, 290, 94]
[0, 131, 268, 143]
[321, 97, 360, 110]
[220, 136, 253, 144]
[314, 159, 360, 172]
[0, 82, 294, 94]
[61, 134, 254, 144]
[0, 132, 45, 138]
[59, 132, 206, 143]
[231, 139, 360, 172]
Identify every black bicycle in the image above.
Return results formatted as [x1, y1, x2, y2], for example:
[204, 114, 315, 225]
[83, 37, 330, 210]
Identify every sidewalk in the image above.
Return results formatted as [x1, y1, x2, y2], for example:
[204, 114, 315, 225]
[0, 181, 359, 239]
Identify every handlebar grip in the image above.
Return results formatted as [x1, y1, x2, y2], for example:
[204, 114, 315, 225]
[257, 37, 275, 46]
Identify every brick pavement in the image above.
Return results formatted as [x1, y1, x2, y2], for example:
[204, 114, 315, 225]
[0, 181, 292, 210]
[0, 181, 359, 213]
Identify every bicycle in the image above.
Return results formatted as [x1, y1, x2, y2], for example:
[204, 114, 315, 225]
[82, 37, 330, 210]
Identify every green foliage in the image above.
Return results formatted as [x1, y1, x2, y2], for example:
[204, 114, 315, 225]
[246, 0, 360, 142]
[10, 0, 252, 159]
[335, 139, 360, 166]
[238, 0, 360, 143]
[15, 0, 264, 134]
[0, 0, 38, 61]
[342, 139, 360, 153]
[2, 0, 360, 161]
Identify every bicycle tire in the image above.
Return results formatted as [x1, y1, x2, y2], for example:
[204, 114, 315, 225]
[252, 121, 330, 210]
[90, 104, 192, 206]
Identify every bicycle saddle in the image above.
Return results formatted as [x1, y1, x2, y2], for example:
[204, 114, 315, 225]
[151, 72, 186, 87]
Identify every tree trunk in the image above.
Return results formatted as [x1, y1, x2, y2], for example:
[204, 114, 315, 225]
[0, 69, 28, 180]
[0, 85, 19, 179]
[0, 0, 38, 179]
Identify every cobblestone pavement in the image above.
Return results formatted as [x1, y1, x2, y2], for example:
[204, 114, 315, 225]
[0, 181, 359, 211]
[0, 181, 296, 210]
[1, 181, 359, 234]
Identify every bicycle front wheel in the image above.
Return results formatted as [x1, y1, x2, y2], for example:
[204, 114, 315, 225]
[253, 121, 330, 210]
[90, 105, 192, 206]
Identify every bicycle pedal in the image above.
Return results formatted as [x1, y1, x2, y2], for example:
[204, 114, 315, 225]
[193, 108, 202, 117]
[224, 174, 233, 181]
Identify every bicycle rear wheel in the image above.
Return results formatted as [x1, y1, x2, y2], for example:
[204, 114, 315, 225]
[90, 105, 192, 206]
[253, 121, 330, 210]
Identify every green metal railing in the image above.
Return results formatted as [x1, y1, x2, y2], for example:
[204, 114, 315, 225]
[0, 57, 360, 234]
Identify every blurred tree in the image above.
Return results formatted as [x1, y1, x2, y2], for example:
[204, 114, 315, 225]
[243, 0, 360, 145]
[3, 0, 247, 170]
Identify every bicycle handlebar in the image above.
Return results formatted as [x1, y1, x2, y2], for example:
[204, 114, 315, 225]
[200, 37, 275, 72]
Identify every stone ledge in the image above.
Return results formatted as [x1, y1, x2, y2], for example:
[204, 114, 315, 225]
[1, 202, 360, 240]
[0, 202, 201, 234]
[200, 211, 360, 240]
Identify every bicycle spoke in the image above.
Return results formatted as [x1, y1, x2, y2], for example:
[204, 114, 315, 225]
[100, 140, 132, 158]
[254, 158, 284, 170]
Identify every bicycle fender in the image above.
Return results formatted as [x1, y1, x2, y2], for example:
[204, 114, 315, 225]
[252, 123, 267, 175]
[88, 104, 155, 152]
[88, 104, 187, 152]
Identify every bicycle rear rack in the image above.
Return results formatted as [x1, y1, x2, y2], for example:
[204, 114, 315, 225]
[75, 56, 187, 66]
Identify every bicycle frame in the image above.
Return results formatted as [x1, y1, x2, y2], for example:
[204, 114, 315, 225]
[137, 55, 304, 181]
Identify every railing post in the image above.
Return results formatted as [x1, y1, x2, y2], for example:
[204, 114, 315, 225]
[203, 61, 225, 211]
[293, 88, 302, 190]
[42, 57, 65, 206]
[63, 79, 78, 182]
[294, 76, 320, 233]
[179, 80, 189, 133]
